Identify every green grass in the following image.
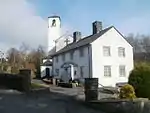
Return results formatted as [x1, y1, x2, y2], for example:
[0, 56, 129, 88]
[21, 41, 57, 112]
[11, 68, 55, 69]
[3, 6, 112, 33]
[31, 82, 47, 89]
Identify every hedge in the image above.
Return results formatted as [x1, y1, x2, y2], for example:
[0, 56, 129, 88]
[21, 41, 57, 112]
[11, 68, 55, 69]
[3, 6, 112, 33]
[129, 62, 150, 99]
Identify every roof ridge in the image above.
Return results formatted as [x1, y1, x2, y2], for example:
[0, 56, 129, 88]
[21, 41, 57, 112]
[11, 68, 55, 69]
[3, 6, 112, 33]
[51, 26, 113, 56]
[82, 26, 113, 40]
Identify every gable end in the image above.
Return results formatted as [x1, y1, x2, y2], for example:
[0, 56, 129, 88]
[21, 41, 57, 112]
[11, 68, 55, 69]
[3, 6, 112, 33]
[112, 26, 133, 48]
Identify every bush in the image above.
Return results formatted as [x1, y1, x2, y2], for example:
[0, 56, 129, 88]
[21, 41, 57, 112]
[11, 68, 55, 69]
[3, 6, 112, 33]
[119, 84, 136, 99]
[129, 62, 150, 99]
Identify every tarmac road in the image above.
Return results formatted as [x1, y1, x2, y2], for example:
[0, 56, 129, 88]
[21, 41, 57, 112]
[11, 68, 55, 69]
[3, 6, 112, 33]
[0, 88, 105, 113]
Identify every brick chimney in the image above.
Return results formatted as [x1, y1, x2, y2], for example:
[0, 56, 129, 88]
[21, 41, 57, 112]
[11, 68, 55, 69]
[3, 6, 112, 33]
[73, 31, 81, 42]
[92, 21, 102, 34]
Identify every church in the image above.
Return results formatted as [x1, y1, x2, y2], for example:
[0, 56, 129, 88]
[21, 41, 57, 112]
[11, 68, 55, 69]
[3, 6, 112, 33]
[40, 15, 134, 87]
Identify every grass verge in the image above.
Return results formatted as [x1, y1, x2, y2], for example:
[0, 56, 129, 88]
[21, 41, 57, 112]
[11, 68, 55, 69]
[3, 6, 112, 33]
[31, 82, 48, 89]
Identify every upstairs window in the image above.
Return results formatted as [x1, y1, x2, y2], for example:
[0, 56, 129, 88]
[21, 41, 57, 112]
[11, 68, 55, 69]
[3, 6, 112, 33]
[70, 50, 74, 60]
[62, 54, 66, 61]
[79, 48, 84, 57]
[118, 47, 125, 57]
[56, 56, 58, 63]
[103, 46, 111, 56]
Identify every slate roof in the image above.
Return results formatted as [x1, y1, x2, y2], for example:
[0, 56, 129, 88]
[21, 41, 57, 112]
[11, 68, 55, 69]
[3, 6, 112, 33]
[42, 56, 52, 59]
[51, 26, 113, 57]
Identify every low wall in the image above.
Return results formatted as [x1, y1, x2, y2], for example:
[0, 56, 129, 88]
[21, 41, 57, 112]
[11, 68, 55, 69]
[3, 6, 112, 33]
[0, 69, 31, 92]
[85, 99, 150, 113]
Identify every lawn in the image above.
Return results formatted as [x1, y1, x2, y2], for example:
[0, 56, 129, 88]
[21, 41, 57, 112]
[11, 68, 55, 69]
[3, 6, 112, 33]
[31, 82, 48, 89]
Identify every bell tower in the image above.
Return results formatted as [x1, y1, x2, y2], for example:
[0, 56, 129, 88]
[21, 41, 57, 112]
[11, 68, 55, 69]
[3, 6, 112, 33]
[48, 16, 61, 54]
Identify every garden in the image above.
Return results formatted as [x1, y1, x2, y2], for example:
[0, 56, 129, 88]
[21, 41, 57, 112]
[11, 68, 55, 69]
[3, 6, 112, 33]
[94, 62, 150, 113]
[120, 62, 150, 100]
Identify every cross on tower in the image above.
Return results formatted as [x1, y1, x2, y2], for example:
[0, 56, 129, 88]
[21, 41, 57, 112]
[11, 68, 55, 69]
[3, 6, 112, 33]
[64, 38, 70, 46]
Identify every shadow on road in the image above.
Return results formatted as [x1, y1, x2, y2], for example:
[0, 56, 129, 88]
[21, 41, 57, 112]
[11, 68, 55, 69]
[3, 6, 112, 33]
[0, 88, 104, 113]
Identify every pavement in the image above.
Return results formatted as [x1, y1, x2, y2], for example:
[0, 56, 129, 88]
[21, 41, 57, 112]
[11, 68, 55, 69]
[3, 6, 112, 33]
[0, 87, 105, 113]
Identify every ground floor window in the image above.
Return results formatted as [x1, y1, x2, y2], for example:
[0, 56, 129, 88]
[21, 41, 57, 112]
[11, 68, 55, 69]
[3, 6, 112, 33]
[74, 70, 77, 75]
[119, 65, 126, 77]
[80, 66, 84, 78]
[55, 69, 59, 76]
[104, 66, 111, 77]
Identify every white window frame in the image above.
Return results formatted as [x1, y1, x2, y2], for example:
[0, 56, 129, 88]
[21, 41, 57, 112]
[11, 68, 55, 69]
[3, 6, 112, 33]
[118, 47, 125, 57]
[103, 46, 111, 56]
[104, 66, 111, 77]
[119, 65, 126, 77]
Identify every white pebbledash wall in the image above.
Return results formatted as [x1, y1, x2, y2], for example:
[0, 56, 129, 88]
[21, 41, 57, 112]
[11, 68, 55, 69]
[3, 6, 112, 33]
[91, 27, 134, 87]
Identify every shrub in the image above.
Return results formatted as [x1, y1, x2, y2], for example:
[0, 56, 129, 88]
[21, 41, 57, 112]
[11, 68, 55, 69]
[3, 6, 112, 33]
[129, 62, 150, 98]
[119, 84, 136, 99]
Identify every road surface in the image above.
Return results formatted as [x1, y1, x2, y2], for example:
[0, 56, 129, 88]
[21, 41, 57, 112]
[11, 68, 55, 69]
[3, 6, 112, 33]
[0, 88, 104, 113]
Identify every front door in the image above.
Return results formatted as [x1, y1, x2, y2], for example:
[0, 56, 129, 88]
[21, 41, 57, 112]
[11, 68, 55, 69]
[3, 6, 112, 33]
[46, 68, 50, 79]
[67, 67, 71, 79]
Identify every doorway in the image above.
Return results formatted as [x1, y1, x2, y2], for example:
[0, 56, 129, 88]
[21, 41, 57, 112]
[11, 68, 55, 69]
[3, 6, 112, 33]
[45, 68, 50, 79]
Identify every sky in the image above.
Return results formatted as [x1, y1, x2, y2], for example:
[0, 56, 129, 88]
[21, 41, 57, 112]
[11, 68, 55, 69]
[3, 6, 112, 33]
[0, 0, 150, 53]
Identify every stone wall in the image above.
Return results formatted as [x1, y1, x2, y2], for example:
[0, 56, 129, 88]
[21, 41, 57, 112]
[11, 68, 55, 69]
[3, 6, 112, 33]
[85, 99, 150, 113]
[0, 69, 31, 92]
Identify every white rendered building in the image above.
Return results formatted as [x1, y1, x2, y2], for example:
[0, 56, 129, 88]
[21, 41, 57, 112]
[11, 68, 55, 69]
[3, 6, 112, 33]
[51, 21, 134, 87]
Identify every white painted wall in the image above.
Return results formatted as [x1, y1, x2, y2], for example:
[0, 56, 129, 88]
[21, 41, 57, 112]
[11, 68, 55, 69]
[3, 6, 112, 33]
[91, 27, 133, 87]
[40, 59, 52, 78]
[48, 16, 61, 53]
[52, 46, 90, 81]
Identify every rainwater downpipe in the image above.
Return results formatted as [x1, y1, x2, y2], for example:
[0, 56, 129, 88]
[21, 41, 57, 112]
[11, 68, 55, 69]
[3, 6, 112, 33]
[88, 44, 92, 78]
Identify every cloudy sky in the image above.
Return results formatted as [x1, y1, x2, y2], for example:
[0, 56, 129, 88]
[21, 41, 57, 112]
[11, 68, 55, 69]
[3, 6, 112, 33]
[0, 0, 150, 53]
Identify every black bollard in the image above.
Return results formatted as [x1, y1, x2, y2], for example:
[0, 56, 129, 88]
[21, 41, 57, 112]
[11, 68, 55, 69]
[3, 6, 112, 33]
[84, 78, 98, 101]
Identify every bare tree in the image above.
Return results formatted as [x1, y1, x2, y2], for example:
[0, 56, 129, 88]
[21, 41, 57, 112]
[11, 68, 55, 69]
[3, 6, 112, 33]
[6, 47, 23, 73]
[126, 34, 143, 53]
[140, 35, 150, 53]
[19, 42, 31, 62]
[126, 34, 150, 62]
[27, 45, 46, 78]
[7, 48, 19, 64]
